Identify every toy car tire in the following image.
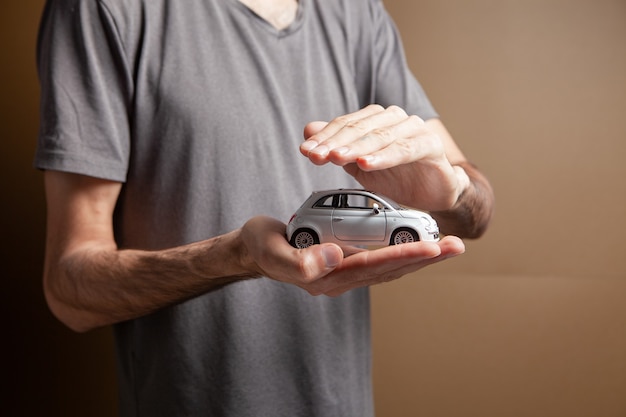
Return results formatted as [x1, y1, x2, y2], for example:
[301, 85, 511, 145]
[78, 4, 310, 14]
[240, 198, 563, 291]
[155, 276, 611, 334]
[390, 228, 419, 245]
[290, 228, 320, 249]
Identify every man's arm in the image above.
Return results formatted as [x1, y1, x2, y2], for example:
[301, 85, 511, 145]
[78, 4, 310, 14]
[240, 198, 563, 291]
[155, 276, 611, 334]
[429, 160, 495, 239]
[43, 171, 257, 332]
[44, 170, 465, 332]
[420, 119, 495, 239]
[300, 105, 495, 238]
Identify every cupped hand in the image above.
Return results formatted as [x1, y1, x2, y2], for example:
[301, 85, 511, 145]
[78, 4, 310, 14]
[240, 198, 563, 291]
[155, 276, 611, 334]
[300, 105, 469, 211]
[240, 216, 465, 296]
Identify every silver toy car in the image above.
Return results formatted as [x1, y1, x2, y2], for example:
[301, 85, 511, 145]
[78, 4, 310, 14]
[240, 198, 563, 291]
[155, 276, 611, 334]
[287, 189, 440, 248]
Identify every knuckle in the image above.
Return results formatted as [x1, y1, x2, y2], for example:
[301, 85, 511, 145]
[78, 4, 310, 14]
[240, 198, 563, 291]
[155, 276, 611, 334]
[333, 114, 351, 126]
[370, 127, 394, 144]
[304, 286, 324, 297]
[395, 140, 415, 160]
[386, 105, 408, 118]
[344, 119, 370, 135]
[296, 255, 322, 284]
[367, 103, 385, 113]
[407, 114, 425, 128]
[325, 290, 343, 297]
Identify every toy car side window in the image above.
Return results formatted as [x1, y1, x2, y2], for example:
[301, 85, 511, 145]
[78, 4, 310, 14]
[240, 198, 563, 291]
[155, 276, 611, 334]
[338, 194, 373, 210]
[313, 195, 336, 208]
[339, 194, 349, 208]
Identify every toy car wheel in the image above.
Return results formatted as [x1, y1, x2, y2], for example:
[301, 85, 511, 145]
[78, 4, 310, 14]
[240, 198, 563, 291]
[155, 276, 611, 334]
[390, 228, 419, 245]
[290, 229, 320, 248]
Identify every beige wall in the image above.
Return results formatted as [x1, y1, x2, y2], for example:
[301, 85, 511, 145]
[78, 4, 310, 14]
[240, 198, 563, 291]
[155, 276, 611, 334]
[3, 0, 625, 416]
[373, 0, 626, 416]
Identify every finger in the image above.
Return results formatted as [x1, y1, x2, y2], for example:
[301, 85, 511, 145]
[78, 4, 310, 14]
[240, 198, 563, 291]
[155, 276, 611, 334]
[308, 240, 442, 294]
[355, 124, 444, 172]
[242, 216, 344, 285]
[300, 105, 390, 162]
[311, 104, 387, 143]
[303, 106, 406, 163]
[317, 237, 465, 296]
[436, 235, 466, 254]
[303, 121, 329, 140]
[364, 236, 465, 280]
[338, 240, 443, 276]
[327, 114, 427, 166]
[265, 241, 345, 285]
[299, 243, 345, 282]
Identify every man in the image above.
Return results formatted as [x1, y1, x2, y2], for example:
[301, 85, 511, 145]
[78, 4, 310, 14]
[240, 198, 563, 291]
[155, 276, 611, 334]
[36, 0, 494, 415]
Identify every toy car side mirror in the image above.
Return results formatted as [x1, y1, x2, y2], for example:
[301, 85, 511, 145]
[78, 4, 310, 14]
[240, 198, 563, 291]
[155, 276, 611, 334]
[372, 203, 380, 215]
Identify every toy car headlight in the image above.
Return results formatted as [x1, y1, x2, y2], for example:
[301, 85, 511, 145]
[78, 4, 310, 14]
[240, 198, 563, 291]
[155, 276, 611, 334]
[420, 216, 432, 227]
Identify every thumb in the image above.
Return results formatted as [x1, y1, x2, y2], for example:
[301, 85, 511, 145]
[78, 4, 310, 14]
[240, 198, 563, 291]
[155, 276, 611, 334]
[299, 243, 343, 281]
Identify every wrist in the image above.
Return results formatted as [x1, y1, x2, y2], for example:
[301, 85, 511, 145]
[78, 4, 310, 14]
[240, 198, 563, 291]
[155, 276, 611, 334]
[432, 161, 495, 239]
[181, 229, 260, 286]
[210, 228, 262, 280]
[229, 227, 262, 278]
[451, 164, 471, 210]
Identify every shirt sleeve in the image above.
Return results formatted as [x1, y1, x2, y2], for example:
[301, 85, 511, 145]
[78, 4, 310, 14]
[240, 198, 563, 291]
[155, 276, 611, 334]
[362, 0, 439, 120]
[35, 0, 133, 182]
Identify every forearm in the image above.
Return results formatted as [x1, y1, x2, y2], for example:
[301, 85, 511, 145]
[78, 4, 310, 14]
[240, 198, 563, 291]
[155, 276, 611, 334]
[45, 229, 258, 332]
[431, 161, 495, 239]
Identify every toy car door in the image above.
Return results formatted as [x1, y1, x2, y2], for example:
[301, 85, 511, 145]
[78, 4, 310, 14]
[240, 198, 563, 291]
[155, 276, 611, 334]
[331, 193, 387, 242]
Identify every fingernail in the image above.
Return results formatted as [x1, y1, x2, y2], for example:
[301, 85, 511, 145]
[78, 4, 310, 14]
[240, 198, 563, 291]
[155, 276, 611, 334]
[311, 145, 329, 157]
[333, 147, 349, 156]
[358, 155, 376, 167]
[300, 140, 318, 153]
[322, 246, 341, 268]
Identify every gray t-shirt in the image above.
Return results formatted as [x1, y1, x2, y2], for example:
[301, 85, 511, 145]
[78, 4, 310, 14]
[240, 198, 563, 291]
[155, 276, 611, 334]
[36, 0, 437, 415]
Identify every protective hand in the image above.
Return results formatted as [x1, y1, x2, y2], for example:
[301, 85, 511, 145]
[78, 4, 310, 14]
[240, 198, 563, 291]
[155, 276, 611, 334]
[240, 216, 465, 296]
[300, 105, 469, 211]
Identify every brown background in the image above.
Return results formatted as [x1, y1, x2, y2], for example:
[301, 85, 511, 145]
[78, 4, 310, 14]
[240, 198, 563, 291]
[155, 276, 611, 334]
[2, 0, 625, 416]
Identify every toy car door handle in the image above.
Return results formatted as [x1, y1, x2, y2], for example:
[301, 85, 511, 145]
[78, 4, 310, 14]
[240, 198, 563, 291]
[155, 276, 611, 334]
[333, 217, 344, 221]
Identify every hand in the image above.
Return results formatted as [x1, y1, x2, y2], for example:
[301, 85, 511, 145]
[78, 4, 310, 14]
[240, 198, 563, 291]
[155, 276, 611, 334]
[300, 105, 469, 211]
[240, 216, 465, 296]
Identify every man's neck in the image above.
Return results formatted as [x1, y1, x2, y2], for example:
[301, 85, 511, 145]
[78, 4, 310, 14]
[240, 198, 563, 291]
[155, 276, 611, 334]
[239, 0, 299, 30]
